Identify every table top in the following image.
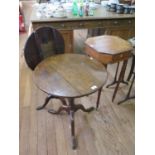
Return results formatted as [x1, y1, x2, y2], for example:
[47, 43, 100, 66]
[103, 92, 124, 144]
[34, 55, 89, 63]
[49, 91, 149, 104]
[33, 54, 107, 98]
[85, 35, 133, 55]
[31, 5, 135, 23]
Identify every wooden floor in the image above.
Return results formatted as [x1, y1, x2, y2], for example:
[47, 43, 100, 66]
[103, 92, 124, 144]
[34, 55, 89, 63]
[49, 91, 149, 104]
[19, 1, 135, 155]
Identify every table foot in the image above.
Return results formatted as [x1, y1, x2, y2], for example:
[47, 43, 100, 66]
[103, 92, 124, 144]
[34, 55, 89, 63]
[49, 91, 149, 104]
[48, 105, 70, 114]
[36, 95, 54, 110]
[106, 80, 128, 88]
[36, 95, 67, 110]
[72, 136, 77, 150]
[74, 104, 94, 113]
[117, 96, 135, 105]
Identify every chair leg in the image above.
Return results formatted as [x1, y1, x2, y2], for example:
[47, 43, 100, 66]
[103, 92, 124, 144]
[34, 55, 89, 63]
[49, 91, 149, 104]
[112, 60, 128, 102]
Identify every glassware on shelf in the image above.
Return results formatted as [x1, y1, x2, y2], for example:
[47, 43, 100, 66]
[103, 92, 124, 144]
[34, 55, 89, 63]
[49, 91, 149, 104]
[72, 0, 78, 16]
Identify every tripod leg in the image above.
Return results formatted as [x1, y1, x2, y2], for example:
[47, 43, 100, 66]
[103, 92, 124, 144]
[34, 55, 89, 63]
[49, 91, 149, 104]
[36, 95, 54, 110]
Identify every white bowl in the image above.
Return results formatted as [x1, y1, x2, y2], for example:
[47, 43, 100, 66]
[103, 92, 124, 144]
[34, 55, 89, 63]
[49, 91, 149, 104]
[101, 1, 109, 7]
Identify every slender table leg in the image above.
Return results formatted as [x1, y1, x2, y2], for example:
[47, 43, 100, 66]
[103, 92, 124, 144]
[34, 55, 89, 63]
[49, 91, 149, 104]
[112, 60, 128, 102]
[106, 62, 119, 88]
[127, 54, 135, 81]
[68, 98, 77, 149]
[106, 62, 128, 88]
[118, 73, 135, 105]
[96, 87, 102, 110]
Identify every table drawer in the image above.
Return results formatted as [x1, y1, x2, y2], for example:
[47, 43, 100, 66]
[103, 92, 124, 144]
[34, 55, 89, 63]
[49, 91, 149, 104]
[33, 22, 85, 30]
[52, 21, 106, 29]
[33, 18, 134, 30]
[108, 19, 134, 27]
[112, 52, 131, 63]
[33, 20, 110, 30]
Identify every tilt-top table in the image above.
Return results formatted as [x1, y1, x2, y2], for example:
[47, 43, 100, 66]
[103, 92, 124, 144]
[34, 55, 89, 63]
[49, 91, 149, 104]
[33, 53, 107, 149]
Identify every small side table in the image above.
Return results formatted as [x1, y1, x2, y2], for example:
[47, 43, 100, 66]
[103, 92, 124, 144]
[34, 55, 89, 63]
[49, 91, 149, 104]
[84, 35, 133, 101]
[33, 54, 107, 149]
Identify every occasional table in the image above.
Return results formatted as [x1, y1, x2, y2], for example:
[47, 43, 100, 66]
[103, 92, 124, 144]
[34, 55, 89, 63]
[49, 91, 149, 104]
[84, 35, 133, 101]
[33, 54, 107, 149]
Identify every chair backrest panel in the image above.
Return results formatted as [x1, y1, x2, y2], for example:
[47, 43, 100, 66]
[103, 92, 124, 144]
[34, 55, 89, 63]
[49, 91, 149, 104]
[24, 27, 65, 70]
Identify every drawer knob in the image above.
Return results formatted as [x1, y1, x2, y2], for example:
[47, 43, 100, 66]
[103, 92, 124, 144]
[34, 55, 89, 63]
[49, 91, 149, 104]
[79, 23, 84, 26]
[114, 21, 118, 24]
[128, 20, 132, 24]
[61, 24, 65, 27]
[120, 54, 123, 58]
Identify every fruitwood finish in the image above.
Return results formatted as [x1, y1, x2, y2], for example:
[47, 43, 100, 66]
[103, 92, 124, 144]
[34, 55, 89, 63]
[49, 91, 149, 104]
[33, 54, 107, 149]
[84, 35, 133, 101]
[31, 6, 135, 53]
[84, 35, 133, 64]
[34, 54, 107, 97]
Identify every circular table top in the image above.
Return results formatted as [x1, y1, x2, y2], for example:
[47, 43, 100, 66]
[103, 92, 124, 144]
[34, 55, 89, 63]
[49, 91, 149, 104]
[33, 54, 107, 98]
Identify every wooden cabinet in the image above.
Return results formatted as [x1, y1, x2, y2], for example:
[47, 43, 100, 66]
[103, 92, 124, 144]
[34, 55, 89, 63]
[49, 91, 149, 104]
[59, 30, 73, 53]
[31, 7, 135, 53]
[105, 27, 134, 40]
[104, 19, 135, 39]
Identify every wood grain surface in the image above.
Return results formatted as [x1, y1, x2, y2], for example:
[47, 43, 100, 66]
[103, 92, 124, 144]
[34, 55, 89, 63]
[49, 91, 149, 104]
[33, 54, 107, 98]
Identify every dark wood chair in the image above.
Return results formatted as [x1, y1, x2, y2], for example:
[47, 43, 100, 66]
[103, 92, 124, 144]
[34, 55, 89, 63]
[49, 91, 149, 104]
[24, 26, 66, 110]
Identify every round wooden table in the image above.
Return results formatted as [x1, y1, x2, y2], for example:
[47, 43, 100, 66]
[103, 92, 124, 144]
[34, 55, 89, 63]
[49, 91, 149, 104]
[33, 53, 107, 149]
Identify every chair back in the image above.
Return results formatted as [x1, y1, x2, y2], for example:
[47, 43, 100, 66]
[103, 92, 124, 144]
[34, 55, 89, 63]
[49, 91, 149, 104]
[24, 26, 65, 70]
